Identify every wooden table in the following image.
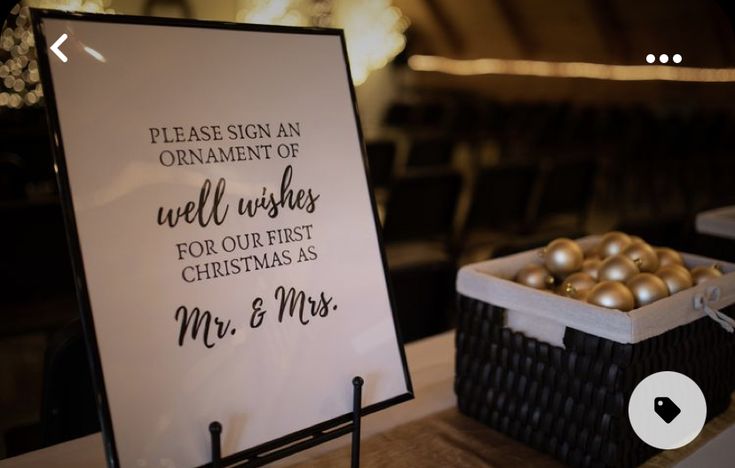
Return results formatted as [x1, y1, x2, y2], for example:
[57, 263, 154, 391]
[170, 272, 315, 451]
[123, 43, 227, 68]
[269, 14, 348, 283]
[293, 398, 735, 467]
[1, 331, 733, 467]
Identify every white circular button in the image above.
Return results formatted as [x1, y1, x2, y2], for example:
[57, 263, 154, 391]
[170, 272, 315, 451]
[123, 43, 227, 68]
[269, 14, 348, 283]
[628, 371, 706, 450]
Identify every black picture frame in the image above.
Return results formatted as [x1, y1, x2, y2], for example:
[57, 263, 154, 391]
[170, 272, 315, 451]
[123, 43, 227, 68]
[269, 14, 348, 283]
[30, 9, 413, 468]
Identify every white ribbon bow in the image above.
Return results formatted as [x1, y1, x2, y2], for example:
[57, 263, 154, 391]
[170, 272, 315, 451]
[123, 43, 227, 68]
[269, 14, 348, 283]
[693, 286, 735, 333]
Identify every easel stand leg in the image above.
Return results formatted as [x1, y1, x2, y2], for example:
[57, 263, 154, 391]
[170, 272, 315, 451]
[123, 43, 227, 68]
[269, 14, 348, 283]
[210, 421, 222, 468]
[207, 376, 364, 468]
[351, 376, 363, 468]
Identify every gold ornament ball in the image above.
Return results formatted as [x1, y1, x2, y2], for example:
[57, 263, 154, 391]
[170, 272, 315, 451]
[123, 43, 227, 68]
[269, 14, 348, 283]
[542, 238, 584, 276]
[584, 244, 600, 259]
[630, 235, 644, 244]
[559, 272, 597, 299]
[515, 263, 555, 290]
[622, 241, 660, 273]
[559, 287, 591, 301]
[691, 265, 724, 285]
[587, 281, 635, 312]
[598, 231, 632, 258]
[599, 254, 639, 282]
[626, 273, 670, 307]
[656, 247, 683, 268]
[656, 265, 693, 294]
[582, 258, 602, 280]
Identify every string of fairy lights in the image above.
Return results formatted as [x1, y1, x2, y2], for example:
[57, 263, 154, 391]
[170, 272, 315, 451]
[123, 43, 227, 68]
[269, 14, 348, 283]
[0, 0, 408, 109]
[1, 4, 41, 109]
[235, 0, 409, 85]
[0, 1, 114, 109]
[6, 1, 735, 110]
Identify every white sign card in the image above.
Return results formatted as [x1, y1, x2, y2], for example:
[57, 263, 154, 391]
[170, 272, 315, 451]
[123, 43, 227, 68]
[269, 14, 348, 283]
[32, 10, 412, 468]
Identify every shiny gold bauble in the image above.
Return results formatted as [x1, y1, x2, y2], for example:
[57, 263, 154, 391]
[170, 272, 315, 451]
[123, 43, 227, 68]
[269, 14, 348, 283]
[621, 241, 660, 273]
[598, 231, 632, 259]
[558, 288, 591, 301]
[584, 244, 600, 259]
[691, 265, 724, 285]
[542, 238, 584, 276]
[626, 273, 670, 307]
[656, 247, 683, 268]
[656, 265, 693, 294]
[559, 272, 597, 299]
[630, 235, 644, 244]
[599, 254, 639, 282]
[587, 281, 635, 312]
[582, 258, 602, 280]
[515, 263, 555, 290]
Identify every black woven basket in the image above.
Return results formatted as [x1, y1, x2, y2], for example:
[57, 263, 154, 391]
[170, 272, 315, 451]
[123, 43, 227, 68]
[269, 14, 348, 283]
[455, 294, 735, 468]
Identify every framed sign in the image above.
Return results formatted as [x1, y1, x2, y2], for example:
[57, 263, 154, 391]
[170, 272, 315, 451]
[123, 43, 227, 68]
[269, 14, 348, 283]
[32, 10, 412, 468]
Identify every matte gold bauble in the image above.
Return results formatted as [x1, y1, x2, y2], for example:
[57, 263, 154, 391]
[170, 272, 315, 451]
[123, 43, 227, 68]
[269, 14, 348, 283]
[656, 265, 693, 294]
[542, 238, 584, 276]
[626, 273, 670, 307]
[587, 281, 635, 312]
[630, 235, 644, 244]
[584, 244, 600, 259]
[622, 241, 660, 273]
[691, 265, 724, 285]
[559, 288, 590, 301]
[599, 254, 639, 282]
[656, 247, 683, 268]
[582, 258, 602, 280]
[559, 272, 597, 299]
[515, 263, 555, 290]
[598, 231, 632, 258]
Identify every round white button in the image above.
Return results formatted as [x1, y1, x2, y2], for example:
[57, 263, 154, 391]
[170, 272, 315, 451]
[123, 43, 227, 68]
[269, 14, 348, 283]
[628, 371, 706, 450]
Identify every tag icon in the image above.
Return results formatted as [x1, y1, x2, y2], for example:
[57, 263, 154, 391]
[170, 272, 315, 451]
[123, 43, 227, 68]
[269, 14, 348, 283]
[654, 396, 681, 424]
[630, 372, 706, 449]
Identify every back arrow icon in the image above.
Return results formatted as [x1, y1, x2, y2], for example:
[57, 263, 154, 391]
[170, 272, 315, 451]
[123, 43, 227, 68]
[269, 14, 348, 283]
[50, 34, 68, 63]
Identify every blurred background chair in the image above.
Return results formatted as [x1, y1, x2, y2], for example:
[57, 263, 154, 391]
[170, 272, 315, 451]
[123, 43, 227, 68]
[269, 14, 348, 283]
[365, 140, 397, 189]
[0, 153, 26, 201]
[405, 136, 456, 168]
[382, 170, 462, 245]
[465, 163, 538, 236]
[40, 319, 99, 447]
[529, 157, 597, 231]
[388, 258, 456, 342]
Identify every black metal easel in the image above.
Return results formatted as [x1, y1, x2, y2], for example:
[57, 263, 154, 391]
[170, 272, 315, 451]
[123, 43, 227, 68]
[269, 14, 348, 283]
[208, 376, 364, 468]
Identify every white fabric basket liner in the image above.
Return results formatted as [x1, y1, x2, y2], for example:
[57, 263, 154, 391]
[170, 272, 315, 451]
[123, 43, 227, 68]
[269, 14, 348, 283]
[457, 235, 735, 345]
[696, 206, 735, 240]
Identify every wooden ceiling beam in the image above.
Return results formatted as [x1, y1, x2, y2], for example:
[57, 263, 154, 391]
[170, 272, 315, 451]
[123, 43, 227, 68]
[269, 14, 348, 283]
[495, 0, 536, 58]
[710, 1, 735, 66]
[423, 0, 465, 54]
[586, 0, 631, 64]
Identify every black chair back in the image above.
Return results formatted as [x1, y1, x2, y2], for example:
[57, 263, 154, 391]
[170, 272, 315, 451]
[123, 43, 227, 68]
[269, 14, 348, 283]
[40, 319, 100, 447]
[389, 260, 455, 342]
[533, 158, 596, 226]
[365, 140, 396, 189]
[0, 152, 26, 200]
[466, 163, 538, 233]
[406, 137, 455, 168]
[382, 171, 462, 243]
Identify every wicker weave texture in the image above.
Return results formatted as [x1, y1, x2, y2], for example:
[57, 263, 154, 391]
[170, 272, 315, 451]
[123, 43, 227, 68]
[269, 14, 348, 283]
[455, 294, 735, 468]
